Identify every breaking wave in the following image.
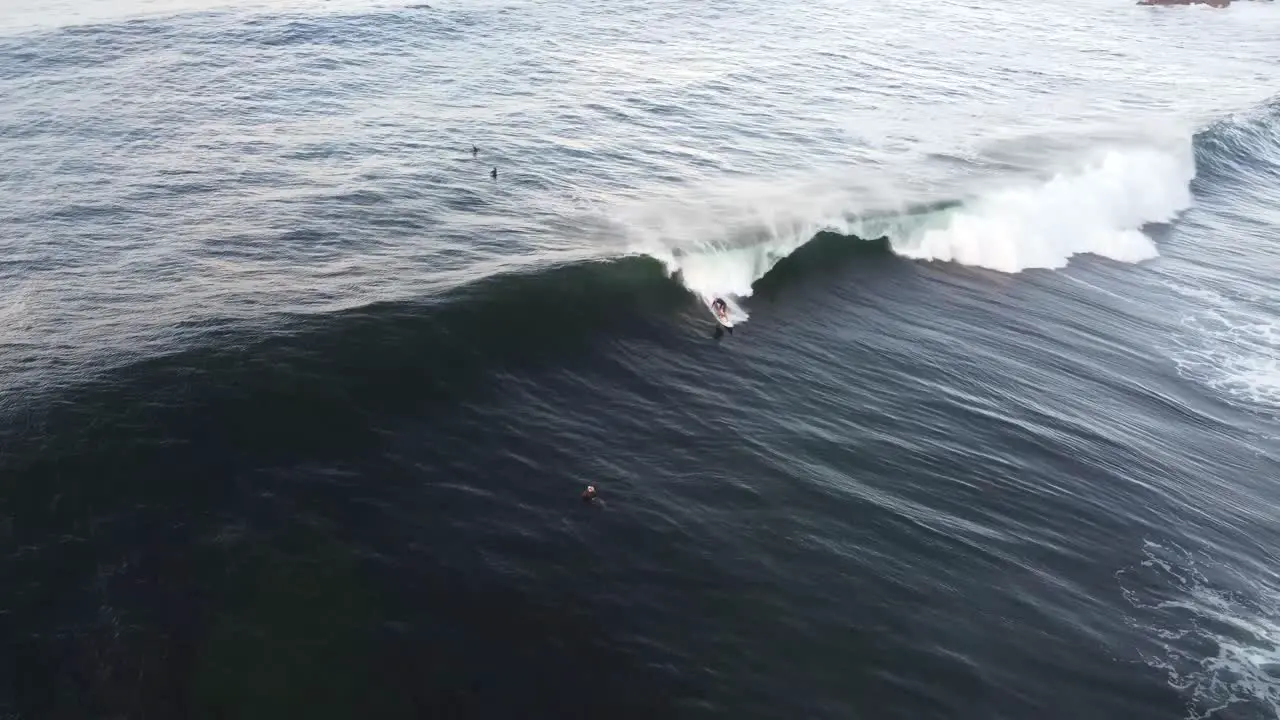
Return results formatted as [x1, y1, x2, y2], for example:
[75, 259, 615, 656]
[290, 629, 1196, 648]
[624, 138, 1197, 323]
[892, 143, 1195, 272]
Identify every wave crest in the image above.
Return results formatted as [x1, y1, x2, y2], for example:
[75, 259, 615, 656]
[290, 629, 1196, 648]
[893, 143, 1196, 272]
[626, 139, 1198, 324]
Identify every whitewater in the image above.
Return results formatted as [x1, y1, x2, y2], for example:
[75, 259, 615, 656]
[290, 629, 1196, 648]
[622, 135, 1198, 325]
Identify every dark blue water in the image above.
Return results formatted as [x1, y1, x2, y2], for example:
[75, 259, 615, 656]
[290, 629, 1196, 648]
[2, 1, 1279, 718]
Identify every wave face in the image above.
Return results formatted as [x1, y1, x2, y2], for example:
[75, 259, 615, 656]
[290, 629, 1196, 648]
[1167, 98, 1280, 416]
[1194, 97, 1280, 190]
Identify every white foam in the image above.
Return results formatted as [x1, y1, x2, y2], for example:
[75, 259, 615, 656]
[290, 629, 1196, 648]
[1118, 541, 1280, 720]
[1170, 293, 1280, 415]
[892, 143, 1196, 272]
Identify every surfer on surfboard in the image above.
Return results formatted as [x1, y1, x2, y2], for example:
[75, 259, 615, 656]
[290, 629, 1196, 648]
[712, 298, 729, 322]
[712, 298, 733, 338]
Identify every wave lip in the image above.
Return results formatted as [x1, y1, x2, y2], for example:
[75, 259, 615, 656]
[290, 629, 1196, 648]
[892, 144, 1197, 273]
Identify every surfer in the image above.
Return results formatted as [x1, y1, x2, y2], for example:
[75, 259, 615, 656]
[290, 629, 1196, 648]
[491, 167, 498, 179]
[472, 144, 478, 156]
[712, 298, 732, 326]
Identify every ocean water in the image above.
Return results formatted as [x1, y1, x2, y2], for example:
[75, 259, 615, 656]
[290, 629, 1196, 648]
[1, 0, 1279, 717]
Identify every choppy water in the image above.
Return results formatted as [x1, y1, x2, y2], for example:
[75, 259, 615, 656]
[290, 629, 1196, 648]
[2, 0, 1279, 717]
